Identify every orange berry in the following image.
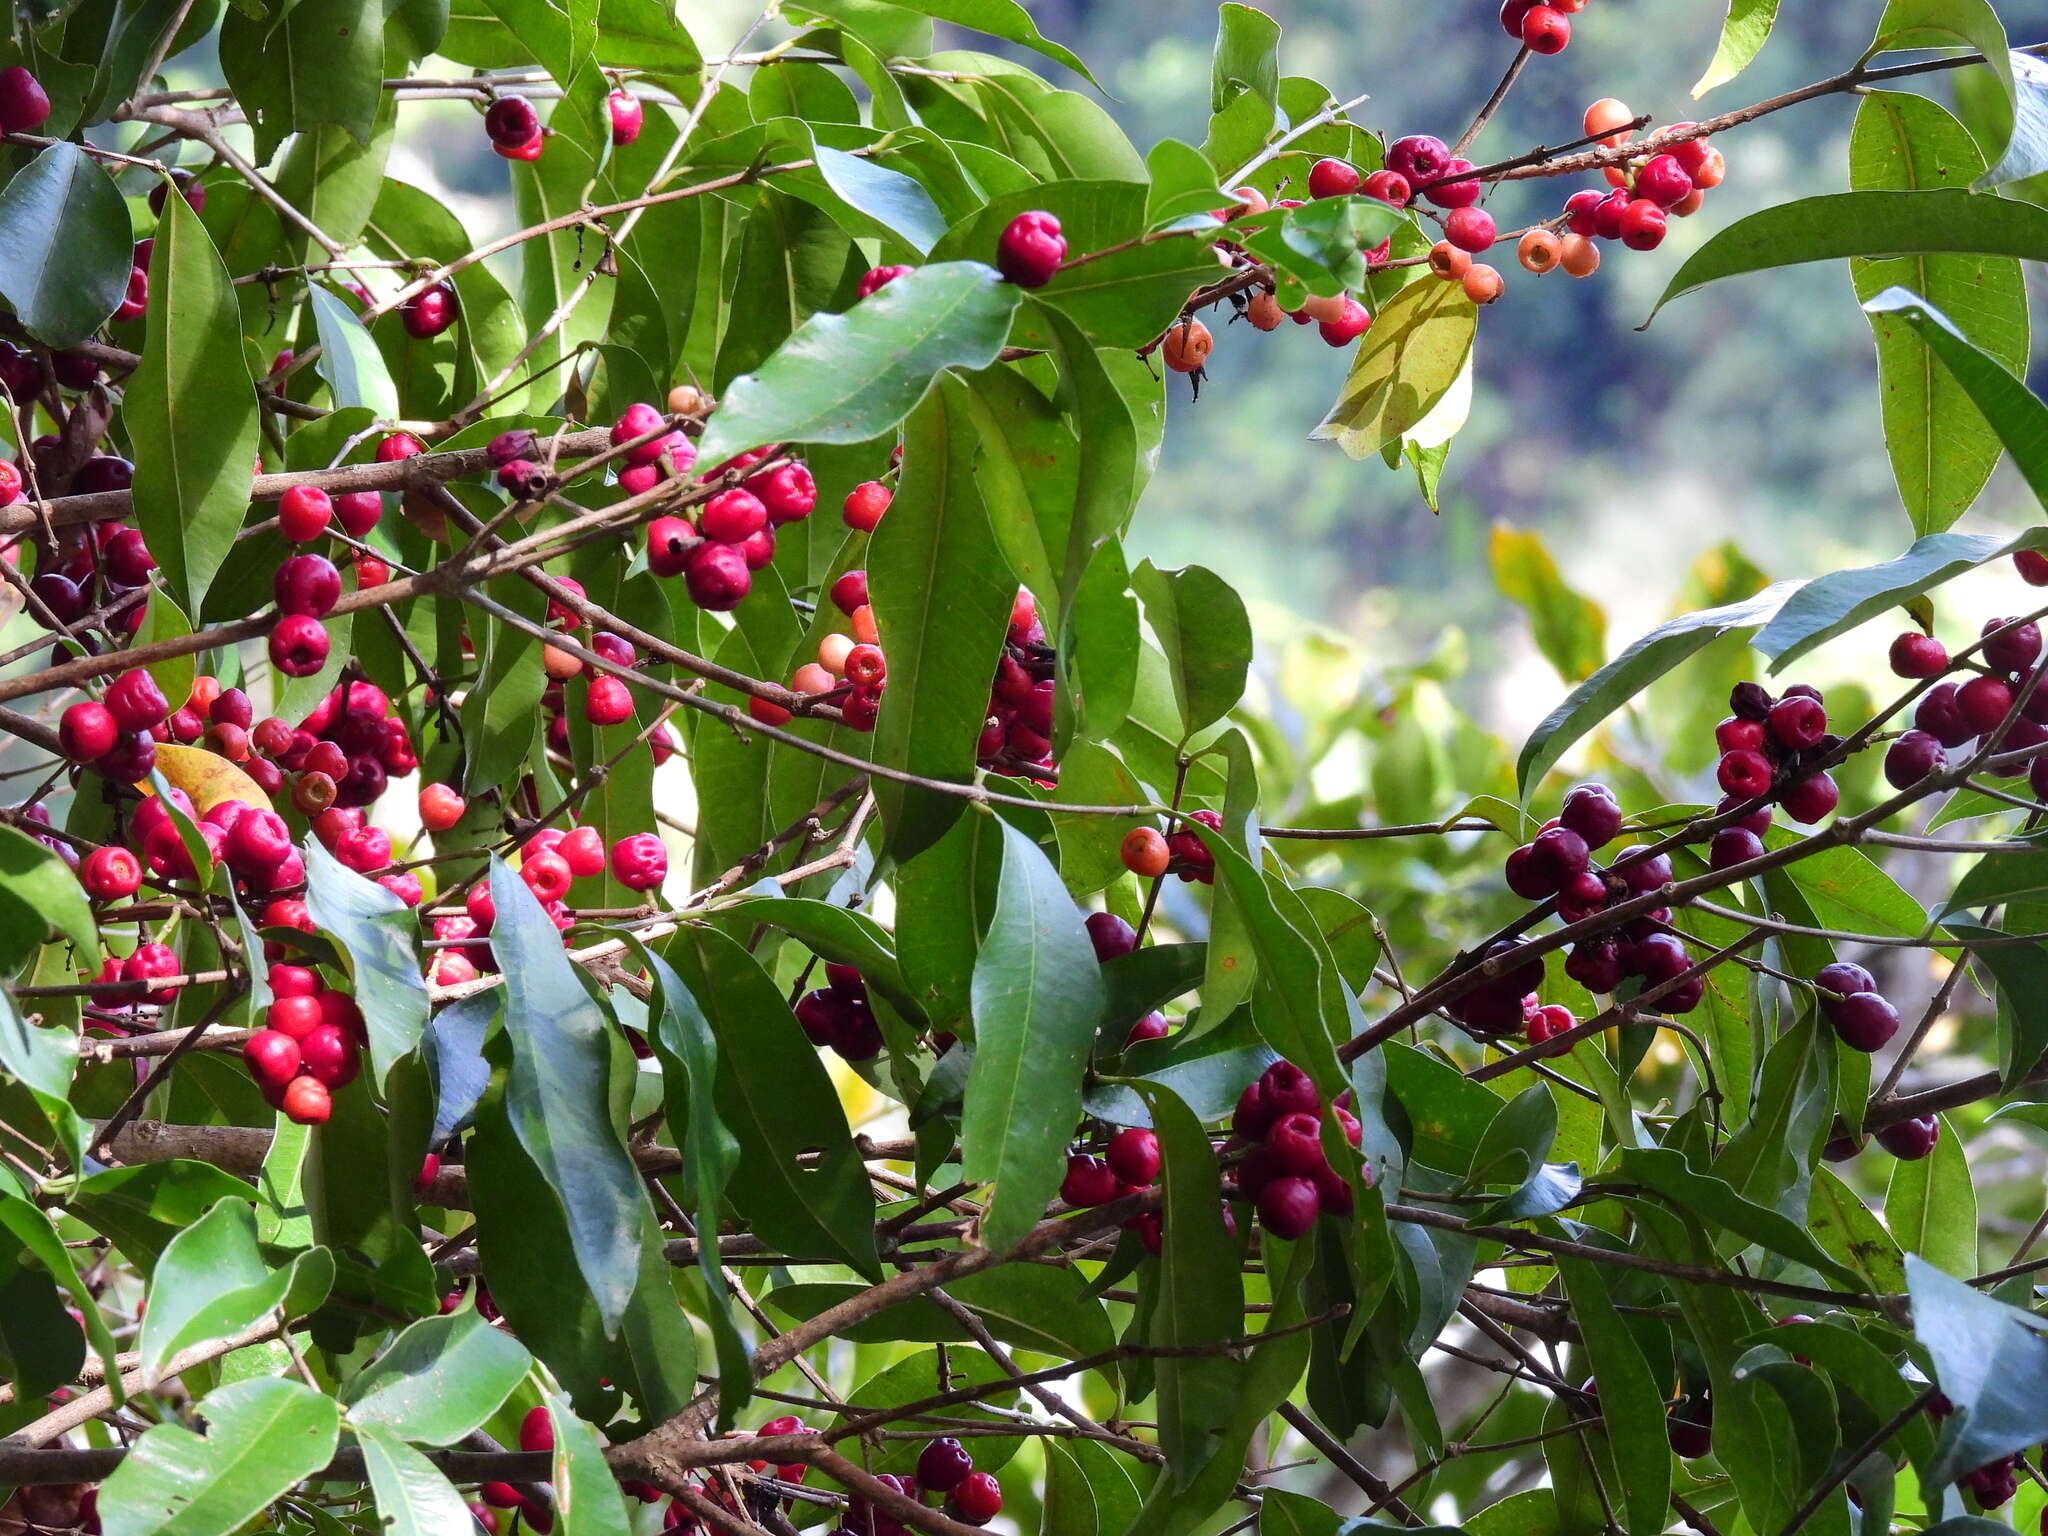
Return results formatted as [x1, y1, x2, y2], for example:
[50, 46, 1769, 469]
[1427, 242, 1471, 281]
[1559, 233, 1601, 278]
[1161, 318, 1213, 373]
[817, 632, 855, 676]
[1671, 187, 1705, 217]
[1693, 147, 1727, 189]
[850, 603, 880, 647]
[1517, 229, 1562, 274]
[1583, 98, 1634, 146]
[1297, 291, 1349, 322]
[1462, 264, 1505, 305]
[1246, 291, 1285, 331]
[542, 643, 583, 680]
[791, 663, 834, 695]
[1121, 827, 1171, 880]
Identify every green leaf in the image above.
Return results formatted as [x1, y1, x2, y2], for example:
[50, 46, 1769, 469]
[341, 1310, 531, 1445]
[868, 380, 1018, 862]
[1242, 197, 1406, 297]
[1310, 277, 1478, 461]
[307, 283, 400, 420]
[1140, 1085, 1243, 1487]
[1907, 1255, 2048, 1483]
[1871, 0, 2012, 119]
[890, 0, 1097, 84]
[487, 858, 651, 1335]
[1809, 1166, 1908, 1294]
[1036, 234, 1226, 350]
[1211, 1, 1280, 116]
[1129, 560, 1252, 741]
[0, 986, 84, 1168]
[662, 924, 881, 1279]
[547, 1395, 633, 1536]
[814, 142, 948, 254]
[302, 836, 430, 1093]
[635, 938, 751, 1427]
[99, 1378, 341, 1536]
[1042, 1437, 1146, 1536]
[1488, 523, 1607, 683]
[1556, 1255, 1670, 1536]
[1611, 1147, 1862, 1287]
[696, 262, 1020, 465]
[1860, 288, 2048, 513]
[0, 822, 99, 970]
[137, 1198, 331, 1383]
[963, 817, 1109, 1252]
[1145, 138, 1227, 226]
[1518, 581, 1798, 794]
[0, 1191, 121, 1393]
[218, 0, 385, 163]
[1885, 1114, 1976, 1276]
[0, 144, 131, 346]
[1649, 189, 2048, 322]
[1200, 834, 1344, 1098]
[1849, 95, 2027, 533]
[851, 1349, 1026, 1478]
[127, 190, 262, 620]
[1693, 0, 1781, 95]
[357, 1424, 476, 1536]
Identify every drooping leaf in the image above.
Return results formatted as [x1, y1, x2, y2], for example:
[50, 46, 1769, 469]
[302, 836, 430, 1093]
[1907, 1255, 2048, 1483]
[218, 0, 385, 163]
[341, 1310, 531, 1445]
[1848, 95, 2027, 534]
[486, 859, 652, 1335]
[1556, 1255, 1670, 1536]
[0, 143, 131, 346]
[695, 262, 1021, 465]
[661, 924, 881, 1279]
[99, 1378, 341, 1536]
[1130, 560, 1252, 742]
[1518, 581, 1799, 793]
[1649, 189, 2048, 322]
[547, 1394, 634, 1536]
[1310, 276, 1477, 461]
[1488, 524, 1607, 682]
[127, 191, 262, 619]
[963, 817, 1109, 1253]
[358, 1424, 477, 1536]
[1693, 0, 1781, 95]
[308, 283, 400, 420]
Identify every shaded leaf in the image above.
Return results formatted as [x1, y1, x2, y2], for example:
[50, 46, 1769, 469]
[302, 836, 430, 1093]
[1130, 561, 1252, 741]
[0, 143, 130, 346]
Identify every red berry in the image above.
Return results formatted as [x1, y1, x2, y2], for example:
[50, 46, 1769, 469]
[611, 832, 667, 891]
[1635, 154, 1694, 208]
[700, 488, 767, 543]
[1779, 772, 1840, 825]
[917, 1437, 974, 1493]
[521, 850, 573, 903]
[243, 1029, 301, 1092]
[947, 1472, 1002, 1527]
[274, 553, 342, 618]
[1423, 158, 1482, 209]
[995, 211, 1066, 287]
[1618, 199, 1667, 250]
[484, 95, 540, 148]
[1362, 169, 1411, 207]
[1306, 158, 1361, 199]
[1888, 632, 1948, 679]
[400, 283, 458, 339]
[1256, 1175, 1321, 1240]
[269, 615, 331, 678]
[1958, 674, 2015, 735]
[1105, 1127, 1161, 1186]
[280, 1074, 332, 1125]
[1316, 296, 1371, 347]
[745, 462, 818, 524]
[646, 515, 696, 577]
[1060, 1153, 1119, 1207]
[2015, 550, 2048, 586]
[558, 826, 606, 878]
[684, 542, 751, 611]
[80, 846, 143, 901]
[419, 783, 465, 831]
[1264, 1111, 1327, 1175]
[843, 481, 892, 532]
[1386, 135, 1449, 182]
[1716, 749, 1774, 799]
[299, 1023, 359, 1089]
[586, 674, 634, 726]
[1983, 615, 2043, 674]
[1520, 5, 1569, 51]
[519, 1405, 555, 1453]
[105, 670, 169, 731]
[858, 264, 914, 298]
[60, 701, 118, 762]
[1767, 694, 1826, 752]
[607, 89, 643, 146]
[1832, 991, 1900, 1053]
[0, 67, 53, 134]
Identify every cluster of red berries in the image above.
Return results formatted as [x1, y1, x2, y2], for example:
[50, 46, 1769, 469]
[1887, 612, 2047, 797]
[752, 569, 886, 733]
[239, 962, 366, 1125]
[1232, 1060, 1364, 1239]
[630, 407, 819, 613]
[1712, 681, 1841, 835]
[975, 589, 1056, 777]
[478, 87, 642, 162]
[795, 963, 883, 1062]
[1118, 809, 1225, 886]
[1812, 962, 1899, 1054]
[1499, 0, 1586, 53]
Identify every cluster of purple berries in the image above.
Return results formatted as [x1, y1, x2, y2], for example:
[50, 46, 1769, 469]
[1886, 616, 2044, 796]
[1713, 681, 1840, 833]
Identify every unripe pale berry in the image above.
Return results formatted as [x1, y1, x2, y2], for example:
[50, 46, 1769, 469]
[1560, 233, 1600, 278]
[1583, 98, 1634, 146]
[1518, 229, 1562, 273]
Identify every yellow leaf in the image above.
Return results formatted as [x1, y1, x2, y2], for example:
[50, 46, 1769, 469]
[145, 743, 274, 813]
